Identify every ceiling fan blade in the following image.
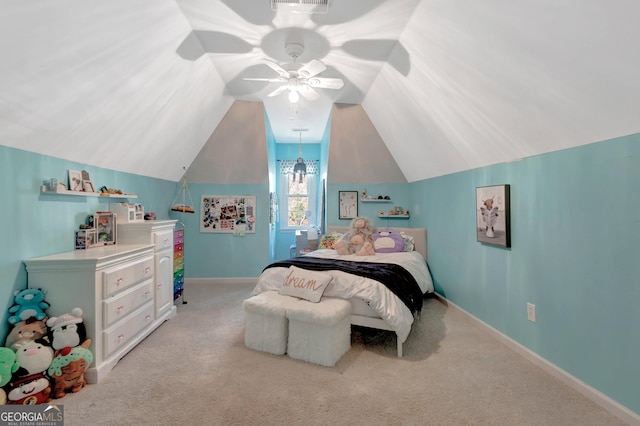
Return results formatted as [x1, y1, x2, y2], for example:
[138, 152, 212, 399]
[298, 59, 326, 78]
[262, 59, 290, 78]
[267, 85, 289, 97]
[299, 85, 320, 101]
[243, 77, 285, 82]
[307, 77, 344, 90]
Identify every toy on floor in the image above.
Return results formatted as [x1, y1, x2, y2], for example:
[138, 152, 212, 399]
[5, 373, 52, 405]
[47, 308, 86, 351]
[7, 288, 49, 325]
[0, 347, 20, 404]
[48, 339, 93, 399]
[13, 339, 54, 376]
[4, 317, 48, 349]
[334, 217, 375, 256]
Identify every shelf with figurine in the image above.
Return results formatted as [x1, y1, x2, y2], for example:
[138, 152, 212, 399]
[378, 206, 410, 219]
[41, 187, 137, 199]
[360, 189, 392, 203]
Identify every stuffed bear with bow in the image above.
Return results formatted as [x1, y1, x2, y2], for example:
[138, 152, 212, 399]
[334, 217, 376, 256]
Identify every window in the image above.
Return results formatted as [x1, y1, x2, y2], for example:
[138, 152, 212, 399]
[279, 169, 316, 230]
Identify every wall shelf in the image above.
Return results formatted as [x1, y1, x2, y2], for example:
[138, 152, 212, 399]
[362, 198, 392, 203]
[378, 214, 410, 219]
[41, 188, 137, 199]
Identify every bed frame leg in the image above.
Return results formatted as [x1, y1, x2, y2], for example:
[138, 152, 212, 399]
[397, 337, 403, 358]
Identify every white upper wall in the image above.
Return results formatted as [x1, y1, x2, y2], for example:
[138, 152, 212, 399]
[365, 0, 640, 182]
[1, 1, 640, 183]
[0, 0, 234, 182]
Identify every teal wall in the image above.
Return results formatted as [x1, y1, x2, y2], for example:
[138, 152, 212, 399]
[169, 183, 270, 278]
[326, 183, 411, 229]
[0, 145, 176, 342]
[2, 133, 639, 416]
[408, 134, 640, 415]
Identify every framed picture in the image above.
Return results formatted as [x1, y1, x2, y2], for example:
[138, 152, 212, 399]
[339, 191, 358, 220]
[68, 170, 83, 192]
[94, 212, 116, 245]
[476, 184, 511, 248]
[83, 180, 95, 193]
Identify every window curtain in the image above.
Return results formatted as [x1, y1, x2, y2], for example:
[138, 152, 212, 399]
[278, 159, 318, 175]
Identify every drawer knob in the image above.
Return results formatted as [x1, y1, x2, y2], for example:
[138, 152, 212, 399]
[145, 315, 152, 321]
[117, 277, 124, 285]
[117, 334, 125, 342]
[145, 267, 151, 274]
[117, 305, 125, 314]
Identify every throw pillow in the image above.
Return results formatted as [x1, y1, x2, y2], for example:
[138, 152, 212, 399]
[278, 266, 333, 303]
[319, 233, 343, 250]
[373, 229, 405, 253]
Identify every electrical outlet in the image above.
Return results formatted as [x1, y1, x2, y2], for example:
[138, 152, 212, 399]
[527, 303, 536, 323]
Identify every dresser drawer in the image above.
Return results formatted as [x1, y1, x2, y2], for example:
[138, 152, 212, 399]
[173, 257, 183, 270]
[154, 230, 174, 252]
[103, 303, 154, 358]
[103, 257, 154, 298]
[174, 229, 184, 244]
[103, 280, 153, 328]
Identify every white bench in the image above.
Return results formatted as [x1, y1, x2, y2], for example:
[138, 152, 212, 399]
[242, 291, 299, 355]
[286, 297, 352, 367]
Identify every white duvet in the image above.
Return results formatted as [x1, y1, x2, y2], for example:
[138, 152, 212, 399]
[252, 249, 434, 343]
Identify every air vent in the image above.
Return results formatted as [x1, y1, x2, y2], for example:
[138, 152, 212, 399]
[270, 0, 331, 14]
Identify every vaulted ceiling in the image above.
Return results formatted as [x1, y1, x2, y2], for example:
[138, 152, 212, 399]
[1, 1, 639, 183]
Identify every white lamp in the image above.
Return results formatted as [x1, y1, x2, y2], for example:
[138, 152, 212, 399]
[288, 90, 299, 103]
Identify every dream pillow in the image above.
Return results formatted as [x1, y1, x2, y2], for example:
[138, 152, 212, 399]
[373, 229, 405, 253]
[279, 266, 333, 303]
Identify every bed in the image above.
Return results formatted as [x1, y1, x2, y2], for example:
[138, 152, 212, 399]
[252, 226, 433, 357]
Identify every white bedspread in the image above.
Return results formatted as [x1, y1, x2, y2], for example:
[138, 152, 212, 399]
[252, 250, 434, 343]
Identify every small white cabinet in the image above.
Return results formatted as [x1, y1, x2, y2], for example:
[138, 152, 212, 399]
[116, 220, 177, 320]
[24, 244, 163, 384]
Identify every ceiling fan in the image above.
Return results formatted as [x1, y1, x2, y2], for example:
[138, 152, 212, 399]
[244, 42, 344, 102]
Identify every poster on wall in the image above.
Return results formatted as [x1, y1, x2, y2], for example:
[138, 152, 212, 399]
[200, 195, 256, 233]
[476, 184, 511, 247]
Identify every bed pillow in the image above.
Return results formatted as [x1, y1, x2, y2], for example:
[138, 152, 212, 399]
[319, 233, 343, 250]
[279, 266, 333, 303]
[400, 232, 415, 251]
[373, 229, 405, 253]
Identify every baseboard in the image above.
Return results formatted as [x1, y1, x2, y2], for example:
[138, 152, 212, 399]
[434, 293, 639, 425]
[185, 277, 258, 286]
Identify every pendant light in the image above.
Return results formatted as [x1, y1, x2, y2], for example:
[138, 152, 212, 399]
[292, 130, 307, 183]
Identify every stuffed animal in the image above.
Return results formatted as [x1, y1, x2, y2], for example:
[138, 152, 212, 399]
[334, 217, 375, 256]
[5, 373, 52, 405]
[48, 339, 93, 399]
[13, 339, 54, 376]
[4, 317, 48, 349]
[0, 347, 20, 404]
[7, 288, 49, 325]
[373, 229, 405, 253]
[47, 308, 86, 351]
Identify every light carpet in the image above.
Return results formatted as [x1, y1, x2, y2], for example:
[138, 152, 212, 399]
[59, 282, 629, 425]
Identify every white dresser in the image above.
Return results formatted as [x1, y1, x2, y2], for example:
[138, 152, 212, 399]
[24, 243, 171, 383]
[116, 220, 177, 319]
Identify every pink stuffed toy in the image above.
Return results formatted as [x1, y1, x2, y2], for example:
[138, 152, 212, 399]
[334, 217, 375, 256]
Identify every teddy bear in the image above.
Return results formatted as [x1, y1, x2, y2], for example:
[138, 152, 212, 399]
[4, 317, 48, 349]
[334, 217, 376, 256]
[47, 339, 93, 399]
[7, 288, 49, 325]
[47, 308, 87, 350]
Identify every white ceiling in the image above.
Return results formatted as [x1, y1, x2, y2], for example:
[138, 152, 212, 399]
[1, 1, 639, 182]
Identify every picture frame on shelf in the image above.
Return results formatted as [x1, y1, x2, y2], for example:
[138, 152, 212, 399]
[68, 170, 83, 192]
[83, 180, 95, 193]
[94, 212, 117, 245]
[338, 191, 358, 220]
[476, 184, 511, 248]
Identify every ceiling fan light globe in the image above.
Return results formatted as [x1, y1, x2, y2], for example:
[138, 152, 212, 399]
[288, 90, 300, 103]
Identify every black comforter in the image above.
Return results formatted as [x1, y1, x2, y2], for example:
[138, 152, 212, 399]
[264, 257, 424, 314]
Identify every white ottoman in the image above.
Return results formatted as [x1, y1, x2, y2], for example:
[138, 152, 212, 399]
[243, 291, 299, 355]
[286, 297, 352, 367]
